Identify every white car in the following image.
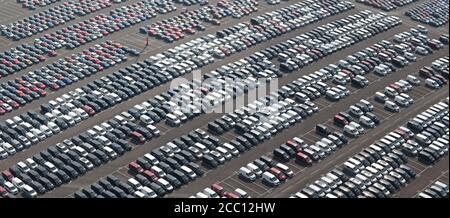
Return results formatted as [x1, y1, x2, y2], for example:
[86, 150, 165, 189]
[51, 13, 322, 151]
[425, 78, 440, 89]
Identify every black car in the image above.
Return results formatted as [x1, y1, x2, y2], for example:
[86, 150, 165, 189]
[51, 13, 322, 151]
[316, 124, 331, 136]
[165, 174, 182, 189]
[273, 148, 290, 162]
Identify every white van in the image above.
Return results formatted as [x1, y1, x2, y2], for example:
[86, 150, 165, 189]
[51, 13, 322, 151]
[239, 167, 256, 181]
[194, 142, 209, 154]
[74, 146, 88, 157]
[44, 162, 58, 173]
[144, 153, 159, 165]
[374, 92, 388, 103]
[262, 172, 280, 187]
[151, 166, 166, 177]
[17, 161, 30, 173]
[275, 163, 294, 178]
[103, 146, 117, 159]
[166, 114, 181, 127]
[394, 95, 409, 107]
[235, 188, 250, 198]
[157, 178, 174, 192]
[360, 116, 375, 128]
[246, 163, 263, 177]
[3, 181, 18, 194]
[128, 178, 143, 190]
[141, 187, 157, 198]
[344, 125, 359, 137]
[343, 161, 359, 176]
[203, 188, 220, 198]
[222, 143, 239, 156]
[425, 78, 440, 89]
[385, 100, 399, 112]
[23, 185, 37, 198]
[196, 192, 209, 198]
[180, 166, 197, 180]
[369, 144, 386, 156]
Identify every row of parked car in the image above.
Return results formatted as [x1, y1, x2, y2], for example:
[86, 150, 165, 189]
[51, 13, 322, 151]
[375, 78, 417, 113]
[278, 11, 402, 73]
[405, 99, 449, 165]
[294, 133, 415, 197]
[417, 180, 449, 198]
[0, 0, 355, 162]
[405, 0, 449, 27]
[0, 101, 161, 197]
[140, 0, 259, 42]
[17, 0, 61, 10]
[417, 56, 449, 89]
[75, 129, 219, 198]
[356, 0, 418, 11]
[2, 0, 114, 40]
[239, 149, 297, 187]
[330, 27, 445, 89]
[298, 151, 415, 198]
[0, 41, 132, 117]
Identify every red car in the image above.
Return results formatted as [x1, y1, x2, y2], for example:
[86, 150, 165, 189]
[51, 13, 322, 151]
[225, 192, 240, 198]
[394, 128, 410, 140]
[285, 140, 301, 152]
[334, 115, 348, 126]
[49, 83, 60, 91]
[2, 169, 13, 181]
[269, 167, 287, 181]
[48, 51, 57, 57]
[0, 186, 8, 197]
[296, 152, 312, 166]
[128, 161, 144, 174]
[142, 170, 159, 182]
[82, 105, 96, 116]
[211, 183, 226, 197]
[131, 131, 146, 144]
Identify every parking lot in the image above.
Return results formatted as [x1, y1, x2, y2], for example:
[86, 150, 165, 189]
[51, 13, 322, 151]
[0, 0, 448, 198]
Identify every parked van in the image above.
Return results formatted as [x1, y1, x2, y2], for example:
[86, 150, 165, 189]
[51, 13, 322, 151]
[166, 114, 181, 127]
[385, 101, 400, 112]
[203, 188, 219, 198]
[374, 92, 388, 103]
[23, 185, 37, 198]
[415, 133, 431, 146]
[394, 95, 409, 107]
[246, 163, 263, 177]
[239, 167, 257, 182]
[275, 163, 294, 178]
[262, 172, 280, 187]
[344, 125, 359, 138]
[343, 161, 359, 176]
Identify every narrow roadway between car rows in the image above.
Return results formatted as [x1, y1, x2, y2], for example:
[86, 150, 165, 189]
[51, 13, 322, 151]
[42, 26, 448, 197]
